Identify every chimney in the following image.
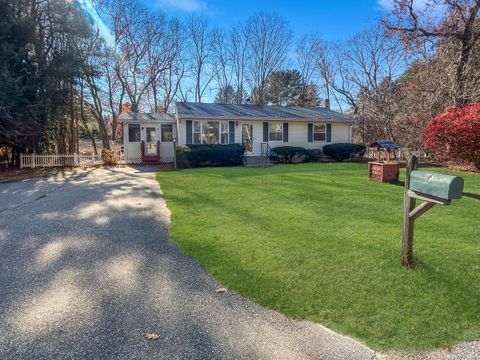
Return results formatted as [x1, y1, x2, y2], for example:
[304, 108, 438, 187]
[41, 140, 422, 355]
[324, 99, 330, 110]
[122, 103, 132, 113]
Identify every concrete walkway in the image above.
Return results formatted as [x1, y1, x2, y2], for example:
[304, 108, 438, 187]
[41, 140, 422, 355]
[1, 166, 476, 359]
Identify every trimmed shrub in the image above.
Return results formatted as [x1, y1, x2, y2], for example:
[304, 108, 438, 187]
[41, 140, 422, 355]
[271, 146, 309, 163]
[322, 143, 366, 161]
[424, 103, 480, 170]
[176, 143, 245, 168]
[307, 148, 323, 162]
[101, 149, 119, 166]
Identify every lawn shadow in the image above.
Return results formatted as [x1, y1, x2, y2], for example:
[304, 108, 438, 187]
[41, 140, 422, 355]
[158, 163, 480, 350]
[0, 166, 232, 359]
[463, 192, 480, 201]
[174, 162, 369, 180]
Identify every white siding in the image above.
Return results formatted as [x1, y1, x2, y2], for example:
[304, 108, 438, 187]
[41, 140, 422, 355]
[122, 121, 176, 163]
[177, 119, 352, 156]
[123, 123, 141, 163]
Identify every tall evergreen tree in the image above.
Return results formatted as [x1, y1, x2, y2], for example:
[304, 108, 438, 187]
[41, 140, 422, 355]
[264, 70, 319, 106]
[0, 0, 92, 166]
[214, 85, 237, 104]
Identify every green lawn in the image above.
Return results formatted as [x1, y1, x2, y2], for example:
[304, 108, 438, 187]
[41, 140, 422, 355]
[157, 163, 480, 351]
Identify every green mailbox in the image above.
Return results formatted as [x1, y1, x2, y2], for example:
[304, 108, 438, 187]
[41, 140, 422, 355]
[409, 170, 464, 200]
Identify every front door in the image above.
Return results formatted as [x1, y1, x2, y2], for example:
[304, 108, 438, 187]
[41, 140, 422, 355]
[145, 127, 157, 155]
[242, 124, 253, 154]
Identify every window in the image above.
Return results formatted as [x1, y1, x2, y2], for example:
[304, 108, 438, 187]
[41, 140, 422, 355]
[192, 120, 229, 144]
[202, 121, 219, 144]
[161, 124, 173, 142]
[220, 122, 229, 144]
[146, 127, 156, 142]
[193, 121, 202, 144]
[313, 124, 326, 141]
[128, 124, 141, 142]
[269, 123, 283, 141]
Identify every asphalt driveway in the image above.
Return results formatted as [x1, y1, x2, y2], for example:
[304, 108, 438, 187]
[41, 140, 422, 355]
[0, 166, 377, 359]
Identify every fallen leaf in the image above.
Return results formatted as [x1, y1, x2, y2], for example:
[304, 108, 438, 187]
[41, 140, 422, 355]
[144, 333, 160, 341]
[215, 287, 227, 293]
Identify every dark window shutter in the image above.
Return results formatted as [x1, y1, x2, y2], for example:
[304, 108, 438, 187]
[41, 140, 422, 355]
[308, 123, 313, 142]
[326, 123, 332, 143]
[283, 123, 288, 142]
[263, 122, 268, 142]
[186, 120, 192, 144]
[229, 121, 235, 144]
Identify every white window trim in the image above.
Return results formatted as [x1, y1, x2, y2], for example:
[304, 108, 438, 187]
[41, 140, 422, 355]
[161, 124, 174, 143]
[193, 121, 201, 144]
[313, 123, 326, 142]
[128, 123, 141, 143]
[192, 120, 229, 145]
[269, 122, 283, 142]
[145, 126, 157, 143]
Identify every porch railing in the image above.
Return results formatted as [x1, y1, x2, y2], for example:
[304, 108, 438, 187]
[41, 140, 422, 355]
[141, 140, 161, 162]
[261, 142, 272, 157]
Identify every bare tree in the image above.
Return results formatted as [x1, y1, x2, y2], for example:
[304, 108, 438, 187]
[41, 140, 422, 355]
[147, 18, 184, 112]
[315, 41, 360, 113]
[79, 81, 98, 154]
[383, 0, 480, 106]
[105, 0, 177, 112]
[212, 29, 234, 102]
[296, 33, 342, 108]
[229, 23, 249, 104]
[185, 14, 216, 102]
[80, 29, 112, 149]
[102, 47, 125, 141]
[152, 57, 187, 113]
[296, 34, 321, 93]
[245, 12, 293, 105]
[315, 26, 407, 143]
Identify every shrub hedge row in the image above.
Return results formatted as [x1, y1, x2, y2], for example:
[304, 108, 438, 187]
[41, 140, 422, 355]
[322, 143, 366, 161]
[175, 143, 366, 168]
[176, 144, 245, 168]
[270, 146, 309, 163]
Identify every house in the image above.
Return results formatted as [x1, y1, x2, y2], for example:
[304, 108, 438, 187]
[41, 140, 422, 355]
[118, 112, 177, 164]
[118, 101, 354, 164]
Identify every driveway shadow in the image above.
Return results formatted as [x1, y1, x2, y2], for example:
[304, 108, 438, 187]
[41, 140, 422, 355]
[0, 166, 375, 360]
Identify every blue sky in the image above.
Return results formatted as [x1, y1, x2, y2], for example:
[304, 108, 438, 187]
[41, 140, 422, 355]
[150, 0, 390, 41]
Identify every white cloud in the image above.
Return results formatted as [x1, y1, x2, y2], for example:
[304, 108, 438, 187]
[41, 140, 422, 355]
[157, 0, 206, 12]
[377, 0, 394, 10]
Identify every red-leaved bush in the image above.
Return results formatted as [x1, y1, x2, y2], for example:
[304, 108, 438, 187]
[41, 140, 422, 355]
[423, 103, 480, 170]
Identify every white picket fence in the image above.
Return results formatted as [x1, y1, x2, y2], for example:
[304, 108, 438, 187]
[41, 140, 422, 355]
[20, 153, 105, 169]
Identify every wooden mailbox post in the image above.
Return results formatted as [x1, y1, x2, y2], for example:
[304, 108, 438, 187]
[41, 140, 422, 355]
[401, 156, 464, 268]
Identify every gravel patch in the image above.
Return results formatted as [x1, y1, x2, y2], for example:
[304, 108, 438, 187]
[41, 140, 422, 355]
[378, 341, 480, 360]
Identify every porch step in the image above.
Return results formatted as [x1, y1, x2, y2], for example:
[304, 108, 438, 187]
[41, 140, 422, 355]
[245, 156, 271, 167]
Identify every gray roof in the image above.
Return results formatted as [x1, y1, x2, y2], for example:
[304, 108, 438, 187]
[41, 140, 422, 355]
[175, 102, 354, 122]
[369, 140, 401, 150]
[118, 112, 175, 123]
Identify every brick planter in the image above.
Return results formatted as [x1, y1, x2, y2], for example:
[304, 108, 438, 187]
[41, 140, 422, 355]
[368, 161, 400, 182]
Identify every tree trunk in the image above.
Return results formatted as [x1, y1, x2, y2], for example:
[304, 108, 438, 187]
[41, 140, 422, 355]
[80, 85, 98, 155]
[453, 41, 471, 107]
[69, 82, 76, 154]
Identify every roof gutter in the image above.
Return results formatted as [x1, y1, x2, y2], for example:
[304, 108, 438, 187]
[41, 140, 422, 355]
[176, 115, 354, 123]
